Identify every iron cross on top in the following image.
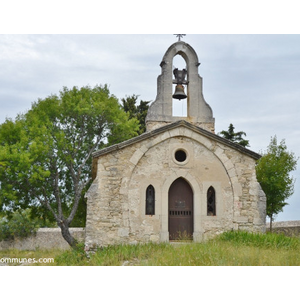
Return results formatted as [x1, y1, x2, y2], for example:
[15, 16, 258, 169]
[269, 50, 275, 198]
[174, 34, 186, 41]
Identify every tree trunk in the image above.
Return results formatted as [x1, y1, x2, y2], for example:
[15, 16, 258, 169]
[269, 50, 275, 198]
[59, 221, 78, 249]
[269, 215, 273, 232]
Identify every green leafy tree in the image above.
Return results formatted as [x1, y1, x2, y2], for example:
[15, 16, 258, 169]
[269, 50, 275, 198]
[219, 123, 250, 147]
[256, 136, 298, 231]
[0, 85, 140, 248]
[121, 95, 149, 134]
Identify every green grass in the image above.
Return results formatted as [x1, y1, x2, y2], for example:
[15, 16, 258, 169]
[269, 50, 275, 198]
[0, 248, 64, 266]
[1, 231, 300, 266]
[217, 230, 300, 250]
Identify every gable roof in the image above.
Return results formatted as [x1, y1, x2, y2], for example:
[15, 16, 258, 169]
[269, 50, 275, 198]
[92, 120, 261, 160]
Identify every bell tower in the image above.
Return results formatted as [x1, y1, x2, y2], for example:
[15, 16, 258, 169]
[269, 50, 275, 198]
[145, 38, 215, 133]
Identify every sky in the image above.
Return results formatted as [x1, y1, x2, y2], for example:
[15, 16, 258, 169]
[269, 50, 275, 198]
[0, 34, 299, 222]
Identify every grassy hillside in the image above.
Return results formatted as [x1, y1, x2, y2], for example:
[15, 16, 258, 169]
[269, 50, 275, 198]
[1, 231, 300, 266]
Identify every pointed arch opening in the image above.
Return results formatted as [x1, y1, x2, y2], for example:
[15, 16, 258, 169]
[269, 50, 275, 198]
[172, 54, 187, 117]
[207, 186, 216, 216]
[145, 185, 155, 215]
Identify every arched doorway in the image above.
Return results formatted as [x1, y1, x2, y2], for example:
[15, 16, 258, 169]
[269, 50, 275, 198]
[168, 177, 193, 240]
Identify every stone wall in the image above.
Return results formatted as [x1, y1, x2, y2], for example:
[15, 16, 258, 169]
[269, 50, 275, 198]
[267, 221, 300, 228]
[266, 221, 300, 237]
[0, 228, 85, 250]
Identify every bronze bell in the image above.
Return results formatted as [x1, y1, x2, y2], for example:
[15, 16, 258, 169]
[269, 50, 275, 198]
[173, 84, 187, 100]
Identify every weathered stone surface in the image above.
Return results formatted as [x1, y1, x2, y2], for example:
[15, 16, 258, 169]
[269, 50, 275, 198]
[0, 228, 85, 250]
[145, 41, 215, 133]
[85, 124, 266, 248]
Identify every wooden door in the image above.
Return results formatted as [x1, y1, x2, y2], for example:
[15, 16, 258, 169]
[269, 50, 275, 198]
[168, 178, 193, 240]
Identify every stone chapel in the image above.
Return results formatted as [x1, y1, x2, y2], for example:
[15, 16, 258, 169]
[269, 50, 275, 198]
[85, 40, 266, 248]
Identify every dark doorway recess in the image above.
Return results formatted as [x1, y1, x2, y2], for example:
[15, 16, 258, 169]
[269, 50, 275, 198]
[168, 177, 193, 240]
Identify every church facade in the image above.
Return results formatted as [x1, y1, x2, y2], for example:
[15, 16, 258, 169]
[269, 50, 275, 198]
[85, 40, 266, 248]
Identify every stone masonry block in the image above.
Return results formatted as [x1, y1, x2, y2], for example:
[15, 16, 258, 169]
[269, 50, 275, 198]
[129, 149, 144, 166]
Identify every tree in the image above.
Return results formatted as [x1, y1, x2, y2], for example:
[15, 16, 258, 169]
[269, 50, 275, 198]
[219, 123, 250, 147]
[0, 85, 140, 248]
[256, 136, 298, 231]
[121, 95, 150, 134]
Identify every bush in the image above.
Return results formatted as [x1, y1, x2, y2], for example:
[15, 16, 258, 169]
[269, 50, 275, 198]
[0, 210, 39, 241]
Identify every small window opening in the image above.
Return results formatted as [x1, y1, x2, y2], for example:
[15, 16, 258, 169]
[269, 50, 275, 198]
[175, 149, 187, 162]
[146, 185, 155, 215]
[207, 186, 216, 216]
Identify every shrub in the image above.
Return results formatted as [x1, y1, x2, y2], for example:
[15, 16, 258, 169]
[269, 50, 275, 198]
[0, 210, 39, 241]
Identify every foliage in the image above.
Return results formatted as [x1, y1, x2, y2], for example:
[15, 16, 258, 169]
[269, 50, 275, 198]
[256, 136, 298, 230]
[219, 123, 250, 147]
[0, 85, 140, 247]
[121, 95, 150, 134]
[0, 209, 40, 241]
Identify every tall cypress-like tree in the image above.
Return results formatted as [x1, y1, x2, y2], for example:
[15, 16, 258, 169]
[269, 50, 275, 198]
[121, 95, 150, 134]
[219, 123, 250, 147]
[0, 85, 140, 248]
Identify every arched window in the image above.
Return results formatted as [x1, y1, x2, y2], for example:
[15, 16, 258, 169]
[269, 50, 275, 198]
[207, 186, 216, 216]
[146, 185, 155, 215]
